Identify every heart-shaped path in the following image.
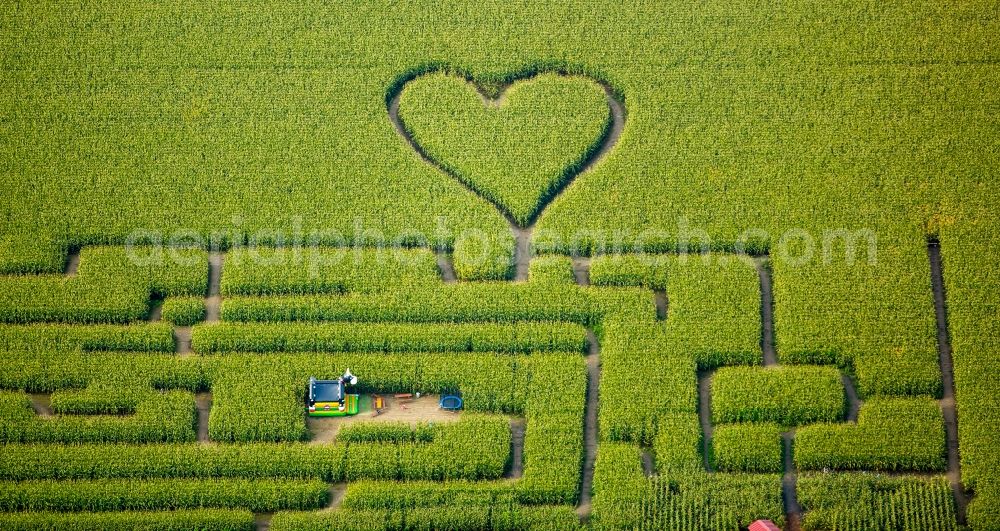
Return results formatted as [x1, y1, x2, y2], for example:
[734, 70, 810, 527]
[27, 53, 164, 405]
[389, 71, 624, 230]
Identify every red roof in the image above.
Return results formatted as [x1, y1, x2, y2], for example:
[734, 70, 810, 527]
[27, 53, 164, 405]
[749, 520, 781, 531]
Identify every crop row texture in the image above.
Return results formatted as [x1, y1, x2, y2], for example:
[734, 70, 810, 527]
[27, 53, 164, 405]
[939, 217, 1000, 528]
[268, 504, 581, 531]
[220, 248, 440, 296]
[597, 255, 759, 445]
[190, 322, 587, 354]
[397, 72, 612, 228]
[0, 478, 328, 513]
[221, 284, 599, 325]
[795, 398, 946, 472]
[711, 366, 845, 426]
[0, 509, 254, 530]
[591, 443, 785, 529]
[0, 416, 507, 482]
[0, 390, 195, 444]
[797, 473, 958, 531]
[711, 423, 783, 473]
[0, 247, 207, 324]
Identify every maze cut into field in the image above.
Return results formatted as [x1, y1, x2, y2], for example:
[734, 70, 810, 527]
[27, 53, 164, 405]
[2, 2, 998, 529]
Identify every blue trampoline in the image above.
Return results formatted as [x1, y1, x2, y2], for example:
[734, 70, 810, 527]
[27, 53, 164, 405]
[439, 395, 463, 411]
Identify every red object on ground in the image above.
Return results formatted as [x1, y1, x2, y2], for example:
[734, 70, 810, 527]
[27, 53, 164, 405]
[749, 520, 781, 531]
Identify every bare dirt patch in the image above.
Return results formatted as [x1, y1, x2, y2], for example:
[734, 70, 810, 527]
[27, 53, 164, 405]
[63, 248, 80, 277]
[29, 393, 53, 418]
[195, 392, 212, 442]
[174, 327, 193, 355]
[506, 417, 526, 479]
[307, 394, 461, 444]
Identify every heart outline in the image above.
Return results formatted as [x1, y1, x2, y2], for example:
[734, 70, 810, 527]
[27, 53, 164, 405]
[387, 67, 626, 230]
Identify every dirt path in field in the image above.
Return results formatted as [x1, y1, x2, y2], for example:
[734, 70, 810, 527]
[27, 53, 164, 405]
[63, 248, 80, 276]
[205, 252, 223, 322]
[326, 483, 347, 510]
[306, 394, 461, 444]
[782, 431, 802, 531]
[29, 393, 53, 417]
[572, 258, 591, 285]
[147, 298, 163, 322]
[841, 373, 862, 422]
[506, 417, 526, 479]
[173, 251, 221, 354]
[437, 252, 457, 283]
[513, 226, 533, 281]
[756, 255, 802, 530]
[195, 392, 212, 443]
[254, 484, 345, 530]
[697, 370, 714, 472]
[640, 449, 656, 477]
[387, 72, 625, 281]
[928, 241, 968, 525]
[754, 257, 778, 366]
[254, 513, 272, 531]
[570, 259, 601, 521]
[576, 328, 601, 522]
[654, 289, 668, 321]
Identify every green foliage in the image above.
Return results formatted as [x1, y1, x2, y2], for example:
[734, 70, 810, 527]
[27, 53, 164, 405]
[208, 373, 307, 443]
[0, 323, 175, 353]
[598, 319, 696, 445]
[795, 398, 946, 472]
[269, 505, 581, 531]
[0, 443, 341, 481]
[2, 3, 995, 525]
[529, 255, 577, 285]
[0, 509, 254, 530]
[337, 422, 434, 444]
[337, 481, 589, 528]
[711, 423, 783, 473]
[968, 479, 1000, 531]
[0, 351, 204, 396]
[660, 255, 762, 369]
[641, 473, 785, 530]
[0, 236, 65, 275]
[221, 284, 597, 325]
[590, 254, 669, 290]
[592, 455, 786, 531]
[940, 219, 1000, 503]
[452, 230, 517, 281]
[519, 354, 587, 504]
[342, 480, 511, 510]
[397, 72, 611, 226]
[191, 322, 587, 354]
[772, 240, 941, 398]
[0, 390, 196, 444]
[220, 248, 440, 296]
[399, 414, 511, 481]
[0, 416, 507, 482]
[161, 296, 205, 326]
[797, 473, 959, 531]
[591, 255, 761, 369]
[0, 247, 206, 324]
[48, 384, 147, 415]
[595, 255, 758, 446]
[712, 365, 845, 426]
[652, 413, 702, 473]
[0, 478, 328, 512]
[591, 443, 647, 529]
